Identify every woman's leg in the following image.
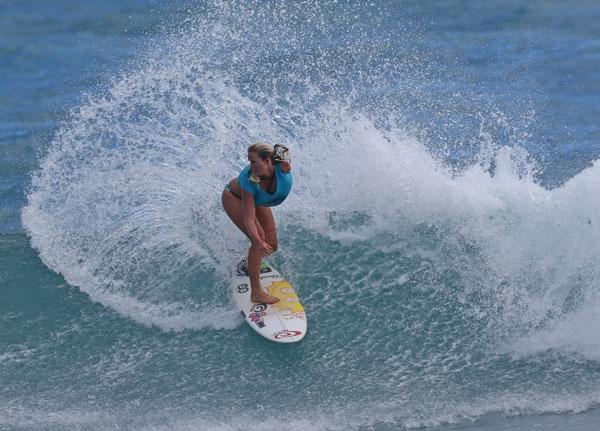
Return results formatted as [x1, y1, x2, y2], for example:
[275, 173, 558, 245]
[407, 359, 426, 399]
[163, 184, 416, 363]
[221, 186, 279, 303]
[246, 205, 279, 303]
[255, 205, 278, 253]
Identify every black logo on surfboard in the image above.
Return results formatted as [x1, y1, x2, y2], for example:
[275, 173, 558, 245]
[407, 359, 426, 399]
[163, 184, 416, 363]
[236, 259, 273, 276]
[236, 260, 249, 276]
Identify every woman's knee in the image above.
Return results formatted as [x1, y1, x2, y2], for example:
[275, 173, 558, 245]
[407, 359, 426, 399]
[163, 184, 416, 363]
[253, 218, 267, 241]
[255, 217, 276, 251]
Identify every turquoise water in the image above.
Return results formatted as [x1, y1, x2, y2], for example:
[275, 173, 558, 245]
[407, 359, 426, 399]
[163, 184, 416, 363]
[3, 1, 600, 429]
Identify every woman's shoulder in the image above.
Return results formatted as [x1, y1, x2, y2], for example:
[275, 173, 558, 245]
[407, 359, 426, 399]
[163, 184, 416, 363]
[237, 164, 252, 178]
[238, 165, 255, 193]
[275, 161, 292, 175]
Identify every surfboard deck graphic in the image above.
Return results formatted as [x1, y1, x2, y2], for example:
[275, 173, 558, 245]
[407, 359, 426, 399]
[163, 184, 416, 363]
[231, 258, 307, 343]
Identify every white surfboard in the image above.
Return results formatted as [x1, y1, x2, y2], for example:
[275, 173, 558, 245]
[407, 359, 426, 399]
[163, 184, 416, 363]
[231, 258, 307, 343]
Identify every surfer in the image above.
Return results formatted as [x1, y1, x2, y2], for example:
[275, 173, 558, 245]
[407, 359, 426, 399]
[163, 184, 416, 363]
[222, 143, 292, 304]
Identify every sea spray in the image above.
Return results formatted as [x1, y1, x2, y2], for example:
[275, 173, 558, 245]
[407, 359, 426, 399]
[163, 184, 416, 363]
[17, 0, 600, 428]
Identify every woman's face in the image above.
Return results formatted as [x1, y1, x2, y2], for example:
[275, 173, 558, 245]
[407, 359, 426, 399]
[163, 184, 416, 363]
[248, 151, 273, 179]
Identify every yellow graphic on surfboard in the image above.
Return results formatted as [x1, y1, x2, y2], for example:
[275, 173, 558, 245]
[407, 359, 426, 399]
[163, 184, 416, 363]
[267, 280, 305, 317]
[232, 258, 307, 342]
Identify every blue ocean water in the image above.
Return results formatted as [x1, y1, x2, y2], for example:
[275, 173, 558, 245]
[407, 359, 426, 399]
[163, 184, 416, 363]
[2, 0, 600, 429]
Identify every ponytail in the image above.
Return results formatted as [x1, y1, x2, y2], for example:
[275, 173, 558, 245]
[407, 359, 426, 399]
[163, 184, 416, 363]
[272, 144, 291, 172]
[248, 142, 292, 172]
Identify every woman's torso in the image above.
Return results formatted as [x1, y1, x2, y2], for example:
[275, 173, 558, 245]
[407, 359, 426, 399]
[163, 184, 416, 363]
[232, 163, 292, 207]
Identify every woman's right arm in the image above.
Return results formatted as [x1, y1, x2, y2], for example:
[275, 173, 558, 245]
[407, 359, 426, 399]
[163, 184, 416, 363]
[241, 189, 273, 255]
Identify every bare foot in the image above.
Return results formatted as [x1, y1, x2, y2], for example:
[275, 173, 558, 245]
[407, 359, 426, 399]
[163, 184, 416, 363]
[251, 291, 280, 304]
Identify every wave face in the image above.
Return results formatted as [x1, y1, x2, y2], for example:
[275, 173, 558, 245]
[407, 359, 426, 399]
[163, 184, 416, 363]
[14, 0, 600, 429]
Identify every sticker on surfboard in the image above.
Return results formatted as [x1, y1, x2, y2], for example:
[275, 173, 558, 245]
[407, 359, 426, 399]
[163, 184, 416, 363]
[232, 258, 307, 343]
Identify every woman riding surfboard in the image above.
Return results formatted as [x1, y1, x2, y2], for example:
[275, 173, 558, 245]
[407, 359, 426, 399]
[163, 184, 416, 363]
[222, 143, 292, 304]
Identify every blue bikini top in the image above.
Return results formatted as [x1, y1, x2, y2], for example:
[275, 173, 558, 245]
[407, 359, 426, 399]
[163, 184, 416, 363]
[238, 163, 292, 207]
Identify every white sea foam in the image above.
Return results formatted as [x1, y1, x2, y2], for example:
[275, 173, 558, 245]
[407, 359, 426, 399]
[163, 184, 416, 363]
[3, 392, 600, 431]
[18, 4, 600, 429]
[22, 15, 600, 352]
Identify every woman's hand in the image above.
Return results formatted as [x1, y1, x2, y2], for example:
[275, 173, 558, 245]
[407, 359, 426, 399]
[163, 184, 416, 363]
[253, 239, 273, 256]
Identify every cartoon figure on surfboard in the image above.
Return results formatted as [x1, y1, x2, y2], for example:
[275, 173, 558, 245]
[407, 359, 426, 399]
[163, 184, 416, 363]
[222, 142, 292, 304]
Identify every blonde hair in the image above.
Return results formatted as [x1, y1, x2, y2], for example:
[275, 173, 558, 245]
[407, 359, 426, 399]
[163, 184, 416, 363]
[248, 142, 291, 177]
[248, 142, 275, 160]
